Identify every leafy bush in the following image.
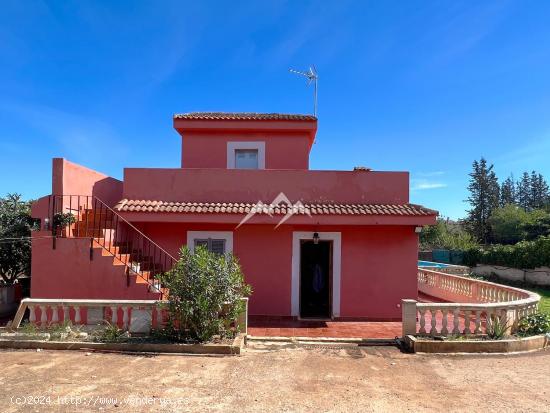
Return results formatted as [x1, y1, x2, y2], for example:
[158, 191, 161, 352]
[488, 205, 529, 244]
[158, 246, 251, 343]
[522, 209, 550, 240]
[0, 194, 37, 285]
[53, 212, 76, 229]
[516, 312, 550, 337]
[420, 219, 478, 251]
[462, 236, 550, 269]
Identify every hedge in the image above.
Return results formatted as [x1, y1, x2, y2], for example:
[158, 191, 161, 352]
[462, 236, 550, 269]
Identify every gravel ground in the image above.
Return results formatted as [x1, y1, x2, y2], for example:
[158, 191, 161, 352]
[0, 343, 548, 412]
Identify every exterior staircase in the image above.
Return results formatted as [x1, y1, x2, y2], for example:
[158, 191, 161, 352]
[48, 195, 175, 299]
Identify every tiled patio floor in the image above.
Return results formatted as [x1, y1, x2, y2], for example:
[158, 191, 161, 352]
[248, 317, 402, 339]
[248, 311, 480, 339]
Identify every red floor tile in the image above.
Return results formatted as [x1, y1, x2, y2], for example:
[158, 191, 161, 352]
[248, 317, 402, 339]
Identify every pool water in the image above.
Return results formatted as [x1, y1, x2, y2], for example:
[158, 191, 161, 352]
[418, 260, 449, 268]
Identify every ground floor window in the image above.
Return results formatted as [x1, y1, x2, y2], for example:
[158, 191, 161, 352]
[187, 231, 233, 254]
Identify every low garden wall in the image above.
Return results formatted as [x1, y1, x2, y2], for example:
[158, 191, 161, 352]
[403, 269, 540, 337]
[472, 265, 550, 287]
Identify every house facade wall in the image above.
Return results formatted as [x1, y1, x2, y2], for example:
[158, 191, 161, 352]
[131, 222, 418, 319]
[174, 117, 316, 170]
[30, 236, 156, 300]
[181, 132, 311, 170]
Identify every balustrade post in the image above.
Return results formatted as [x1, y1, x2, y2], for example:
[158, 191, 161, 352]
[29, 305, 36, 324]
[452, 308, 460, 334]
[441, 310, 449, 336]
[51, 306, 59, 324]
[474, 310, 481, 334]
[63, 306, 70, 323]
[122, 306, 129, 330]
[463, 310, 471, 334]
[74, 306, 81, 324]
[418, 309, 427, 334]
[401, 299, 418, 337]
[40, 305, 48, 326]
[111, 306, 118, 326]
[430, 309, 437, 336]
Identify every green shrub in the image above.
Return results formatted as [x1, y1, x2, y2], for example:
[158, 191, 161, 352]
[516, 312, 550, 337]
[486, 315, 509, 340]
[93, 321, 129, 343]
[420, 219, 478, 251]
[158, 246, 251, 343]
[462, 236, 550, 269]
[488, 205, 529, 244]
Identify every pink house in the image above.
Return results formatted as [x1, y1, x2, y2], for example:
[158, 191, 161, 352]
[31, 112, 437, 321]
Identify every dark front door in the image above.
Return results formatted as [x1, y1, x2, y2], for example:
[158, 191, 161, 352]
[299, 240, 332, 319]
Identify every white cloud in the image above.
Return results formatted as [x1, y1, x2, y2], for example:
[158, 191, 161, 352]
[411, 179, 448, 191]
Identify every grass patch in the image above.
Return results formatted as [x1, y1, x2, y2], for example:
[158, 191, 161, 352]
[530, 287, 550, 315]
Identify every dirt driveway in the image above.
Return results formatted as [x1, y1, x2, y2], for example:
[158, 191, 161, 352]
[0, 343, 548, 412]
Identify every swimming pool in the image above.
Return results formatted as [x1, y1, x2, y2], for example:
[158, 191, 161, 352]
[418, 260, 449, 269]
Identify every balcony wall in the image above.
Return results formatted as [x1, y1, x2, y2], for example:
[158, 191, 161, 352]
[122, 168, 409, 205]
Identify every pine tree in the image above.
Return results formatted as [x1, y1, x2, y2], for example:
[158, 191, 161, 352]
[465, 158, 500, 243]
[530, 172, 549, 209]
[500, 174, 516, 206]
[516, 172, 531, 210]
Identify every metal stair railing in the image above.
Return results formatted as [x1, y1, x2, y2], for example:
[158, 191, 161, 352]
[48, 194, 176, 298]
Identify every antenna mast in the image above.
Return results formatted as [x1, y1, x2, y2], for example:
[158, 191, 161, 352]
[289, 65, 318, 117]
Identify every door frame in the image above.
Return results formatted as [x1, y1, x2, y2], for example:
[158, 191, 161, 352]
[299, 239, 333, 319]
[291, 232, 341, 318]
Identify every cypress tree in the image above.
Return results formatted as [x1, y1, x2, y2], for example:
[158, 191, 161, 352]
[465, 158, 500, 243]
[516, 172, 531, 210]
[530, 172, 549, 209]
[500, 174, 516, 206]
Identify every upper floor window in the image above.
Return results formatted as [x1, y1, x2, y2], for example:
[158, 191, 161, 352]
[227, 141, 265, 169]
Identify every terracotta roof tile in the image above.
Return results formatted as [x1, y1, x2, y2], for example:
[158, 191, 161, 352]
[114, 199, 437, 217]
[173, 112, 317, 121]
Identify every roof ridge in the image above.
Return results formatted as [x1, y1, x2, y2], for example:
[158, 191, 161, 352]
[173, 112, 317, 121]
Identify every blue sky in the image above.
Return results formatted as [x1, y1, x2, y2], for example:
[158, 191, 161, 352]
[1, 1, 549, 219]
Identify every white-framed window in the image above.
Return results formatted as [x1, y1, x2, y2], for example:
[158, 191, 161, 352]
[227, 141, 265, 169]
[187, 231, 233, 254]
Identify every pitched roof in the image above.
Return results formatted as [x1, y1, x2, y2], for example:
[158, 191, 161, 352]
[173, 112, 317, 121]
[114, 199, 437, 217]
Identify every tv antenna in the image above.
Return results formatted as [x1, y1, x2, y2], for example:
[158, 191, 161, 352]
[289, 65, 318, 117]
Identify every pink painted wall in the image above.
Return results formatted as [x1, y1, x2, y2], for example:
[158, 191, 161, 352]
[30, 235, 157, 300]
[339, 226, 418, 319]
[174, 117, 317, 169]
[182, 132, 311, 169]
[52, 158, 123, 207]
[123, 168, 409, 205]
[129, 222, 418, 319]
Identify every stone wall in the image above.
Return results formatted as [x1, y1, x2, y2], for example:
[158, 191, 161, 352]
[473, 265, 550, 287]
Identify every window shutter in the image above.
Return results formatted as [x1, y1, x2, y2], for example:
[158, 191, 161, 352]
[194, 239, 209, 250]
[210, 239, 226, 255]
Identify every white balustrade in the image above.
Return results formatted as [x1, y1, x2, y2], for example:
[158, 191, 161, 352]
[403, 269, 541, 337]
[74, 306, 81, 324]
[51, 306, 59, 324]
[10, 297, 249, 335]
